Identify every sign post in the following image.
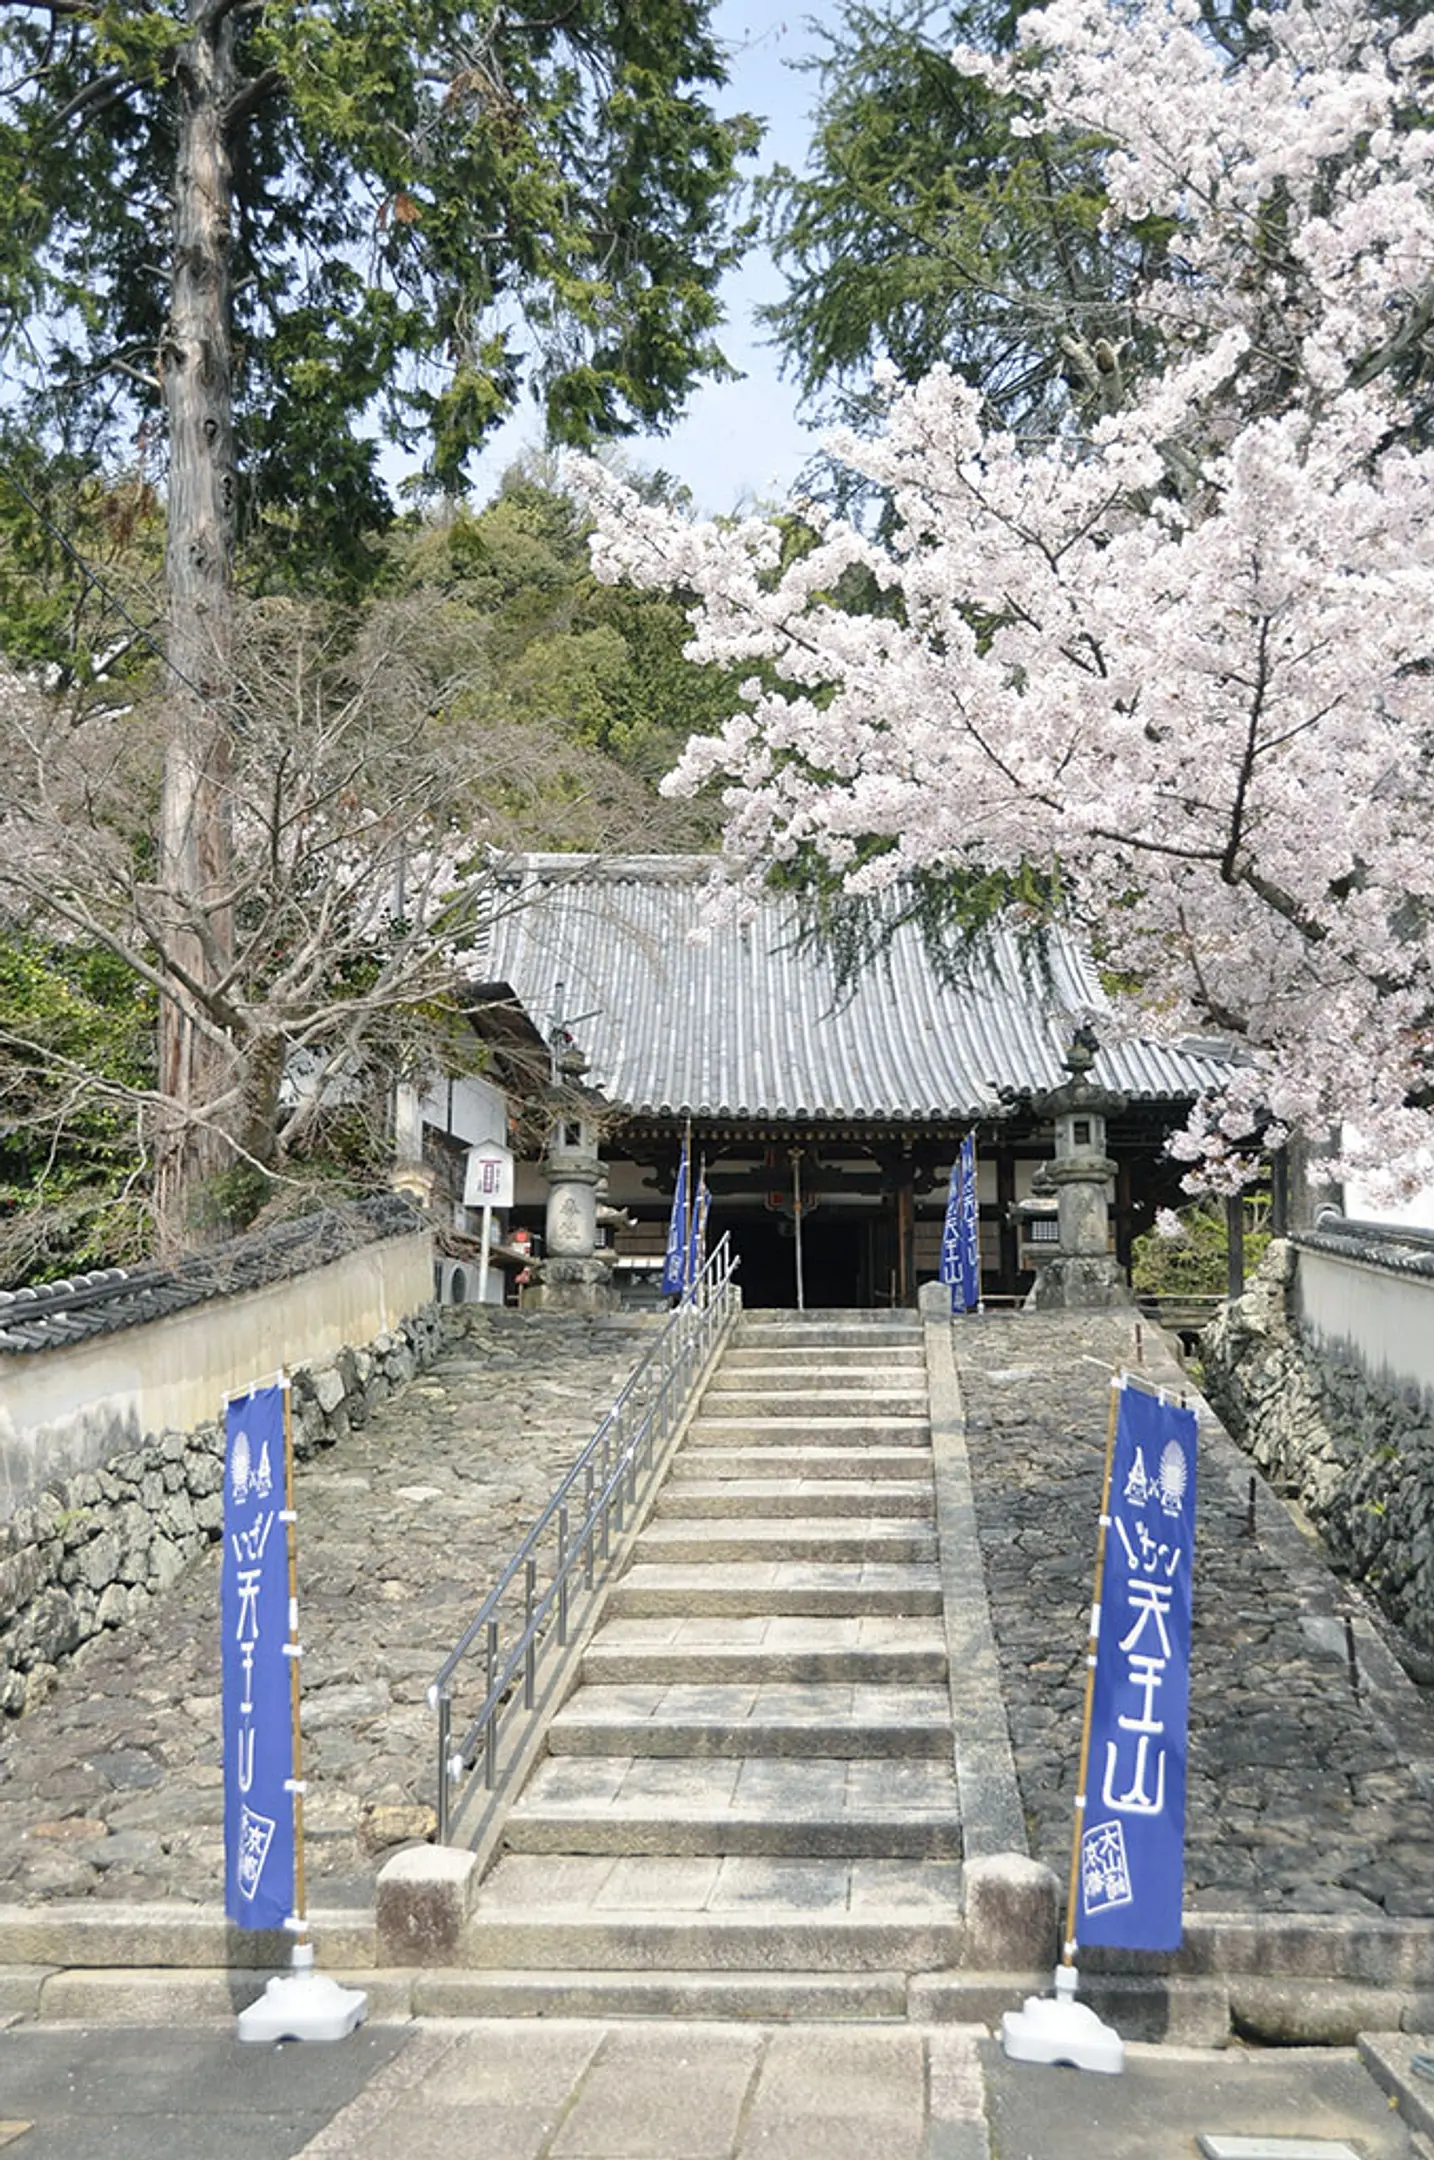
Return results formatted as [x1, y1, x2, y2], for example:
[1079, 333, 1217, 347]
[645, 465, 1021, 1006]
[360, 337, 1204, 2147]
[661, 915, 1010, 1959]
[464, 1140, 516, 1306]
[224, 1377, 367, 2043]
[1002, 1372, 1198, 2074]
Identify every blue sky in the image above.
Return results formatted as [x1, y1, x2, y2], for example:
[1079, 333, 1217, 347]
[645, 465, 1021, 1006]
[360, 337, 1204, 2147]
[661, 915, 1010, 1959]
[468, 4, 834, 516]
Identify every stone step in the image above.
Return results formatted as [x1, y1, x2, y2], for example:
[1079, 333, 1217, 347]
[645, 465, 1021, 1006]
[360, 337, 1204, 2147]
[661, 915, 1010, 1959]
[724, 1337, 925, 1356]
[673, 1447, 934, 1482]
[582, 1631, 948, 1689]
[545, 1680, 952, 1758]
[700, 1390, 928, 1419]
[502, 1809, 962, 1860]
[414, 1968, 910, 2020]
[608, 1563, 943, 1619]
[688, 1416, 930, 1448]
[709, 1364, 925, 1386]
[504, 1755, 962, 1858]
[459, 1907, 963, 1974]
[634, 1519, 937, 1566]
[654, 1477, 934, 1519]
[734, 1331, 924, 1353]
[721, 1356, 924, 1373]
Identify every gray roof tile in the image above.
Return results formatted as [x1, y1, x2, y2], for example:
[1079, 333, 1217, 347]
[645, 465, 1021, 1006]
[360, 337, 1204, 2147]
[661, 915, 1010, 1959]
[478, 856, 1231, 1123]
[1, 1195, 423, 1354]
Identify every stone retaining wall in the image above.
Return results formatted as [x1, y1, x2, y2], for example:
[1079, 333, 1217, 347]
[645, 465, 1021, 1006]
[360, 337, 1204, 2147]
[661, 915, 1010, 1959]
[1201, 1239, 1434, 1656]
[0, 1306, 444, 1717]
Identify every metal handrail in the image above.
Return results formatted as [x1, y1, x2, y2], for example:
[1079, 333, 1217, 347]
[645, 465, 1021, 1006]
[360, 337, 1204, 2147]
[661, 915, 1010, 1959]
[426, 1234, 740, 1843]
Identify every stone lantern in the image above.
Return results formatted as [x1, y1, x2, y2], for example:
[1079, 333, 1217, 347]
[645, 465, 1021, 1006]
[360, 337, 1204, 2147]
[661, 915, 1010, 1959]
[1027, 1024, 1132, 1310]
[523, 1048, 617, 1313]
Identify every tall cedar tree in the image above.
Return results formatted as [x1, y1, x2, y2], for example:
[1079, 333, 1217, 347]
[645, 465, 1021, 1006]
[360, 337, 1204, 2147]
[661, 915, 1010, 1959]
[0, 0, 755, 1238]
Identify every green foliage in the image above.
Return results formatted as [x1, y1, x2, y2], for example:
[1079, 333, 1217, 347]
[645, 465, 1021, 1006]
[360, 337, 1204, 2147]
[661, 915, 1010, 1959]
[0, 937, 155, 1283]
[0, 441, 166, 692]
[0, 0, 758, 603]
[760, 0, 1171, 449]
[1130, 1200, 1271, 1299]
[390, 464, 742, 796]
[772, 846, 1063, 995]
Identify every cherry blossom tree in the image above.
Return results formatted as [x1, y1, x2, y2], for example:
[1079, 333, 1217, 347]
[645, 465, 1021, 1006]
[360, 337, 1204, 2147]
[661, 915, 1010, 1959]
[585, 0, 1434, 1197]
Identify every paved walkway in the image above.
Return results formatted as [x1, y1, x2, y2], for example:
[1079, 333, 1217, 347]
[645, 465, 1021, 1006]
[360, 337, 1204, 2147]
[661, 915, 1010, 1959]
[4, 2018, 1433, 2160]
[0, 1312, 653, 1908]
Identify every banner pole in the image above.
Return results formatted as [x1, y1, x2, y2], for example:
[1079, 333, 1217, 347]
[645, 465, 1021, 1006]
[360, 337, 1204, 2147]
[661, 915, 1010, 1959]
[1061, 1371, 1124, 1971]
[999, 1368, 1126, 2075]
[281, 1377, 309, 1951]
[478, 1203, 493, 1309]
[236, 1375, 367, 2044]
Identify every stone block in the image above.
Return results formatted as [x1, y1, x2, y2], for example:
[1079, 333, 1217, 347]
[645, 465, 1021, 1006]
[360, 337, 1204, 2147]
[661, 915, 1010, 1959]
[376, 1845, 479, 1966]
[35, 1963, 411, 2025]
[0, 1900, 375, 1972]
[1080, 1973, 1231, 2046]
[0, 1965, 53, 2020]
[961, 1853, 1058, 1970]
[314, 1366, 348, 1416]
[1228, 1976, 1410, 2045]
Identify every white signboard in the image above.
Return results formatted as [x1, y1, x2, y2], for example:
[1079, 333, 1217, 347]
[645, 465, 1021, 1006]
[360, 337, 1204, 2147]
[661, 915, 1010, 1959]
[463, 1141, 515, 1212]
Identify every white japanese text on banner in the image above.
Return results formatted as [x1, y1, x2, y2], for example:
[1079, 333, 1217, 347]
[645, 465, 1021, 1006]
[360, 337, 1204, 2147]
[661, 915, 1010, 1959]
[223, 1383, 296, 1929]
[1079, 1383, 1198, 1953]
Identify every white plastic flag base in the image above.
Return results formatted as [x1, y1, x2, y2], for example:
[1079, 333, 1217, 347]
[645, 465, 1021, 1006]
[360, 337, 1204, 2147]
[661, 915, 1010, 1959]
[237, 1944, 367, 2044]
[1000, 1964, 1124, 2076]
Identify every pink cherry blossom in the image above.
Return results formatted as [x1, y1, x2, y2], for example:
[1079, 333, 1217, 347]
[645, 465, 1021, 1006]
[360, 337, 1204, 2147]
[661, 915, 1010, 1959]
[583, 0, 1434, 1197]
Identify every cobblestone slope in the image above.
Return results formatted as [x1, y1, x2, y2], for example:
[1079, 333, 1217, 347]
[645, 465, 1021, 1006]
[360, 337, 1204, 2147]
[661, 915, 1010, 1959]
[0, 1312, 653, 1908]
[955, 1310, 1434, 1923]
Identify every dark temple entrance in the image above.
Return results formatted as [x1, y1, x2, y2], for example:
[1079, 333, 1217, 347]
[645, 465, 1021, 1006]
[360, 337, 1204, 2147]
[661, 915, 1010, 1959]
[724, 1216, 874, 1309]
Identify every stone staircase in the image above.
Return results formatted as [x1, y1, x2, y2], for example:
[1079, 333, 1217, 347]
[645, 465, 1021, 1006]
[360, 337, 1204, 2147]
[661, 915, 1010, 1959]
[442, 1312, 964, 2018]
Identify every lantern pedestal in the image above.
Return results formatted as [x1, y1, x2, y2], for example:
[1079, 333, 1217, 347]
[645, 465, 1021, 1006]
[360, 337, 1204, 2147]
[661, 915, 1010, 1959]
[1028, 1027, 1133, 1311]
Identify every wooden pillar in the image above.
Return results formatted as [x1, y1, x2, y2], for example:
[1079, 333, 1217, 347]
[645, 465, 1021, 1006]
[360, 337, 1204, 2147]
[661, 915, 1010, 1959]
[997, 1146, 1018, 1295]
[1115, 1160, 1134, 1271]
[896, 1162, 916, 1308]
[1226, 1192, 1246, 1301]
[1270, 1147, 1289, 1236]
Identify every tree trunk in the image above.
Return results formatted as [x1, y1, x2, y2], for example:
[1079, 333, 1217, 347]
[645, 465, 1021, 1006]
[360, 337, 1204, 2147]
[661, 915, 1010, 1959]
[155, 0, 240, 1244]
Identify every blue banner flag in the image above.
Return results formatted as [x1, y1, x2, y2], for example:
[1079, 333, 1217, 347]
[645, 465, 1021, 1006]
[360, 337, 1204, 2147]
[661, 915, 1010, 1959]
[223, 1383, 296, 1930]
[1079, 1383, 1199, 1952]
[661, 1134, 691, 1297]
[940, 1133, 981, 1313]
[958, 1132, 981, 1312]
[686, 1165, 710, 1293]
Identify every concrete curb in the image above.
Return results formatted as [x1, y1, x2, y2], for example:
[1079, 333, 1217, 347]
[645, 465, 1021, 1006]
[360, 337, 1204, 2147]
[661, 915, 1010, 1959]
[922, 1313, 1028, 1863]
[1359, 2031, 1434, 2141]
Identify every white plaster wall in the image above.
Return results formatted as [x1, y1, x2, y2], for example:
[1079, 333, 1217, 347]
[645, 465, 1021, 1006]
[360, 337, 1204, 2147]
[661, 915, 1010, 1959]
[421, 1072, 506, 1148]
[0, 1231, 433, 1515]
[1296, 1244, 1434, 1403]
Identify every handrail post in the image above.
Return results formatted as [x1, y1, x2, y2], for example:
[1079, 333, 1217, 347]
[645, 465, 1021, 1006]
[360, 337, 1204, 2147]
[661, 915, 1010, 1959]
[436, 1690, 452, 1845]
[558, 1504, 569, 1645]
[524, 1556, 537, 1708]
[485, 1618, 499, 1789]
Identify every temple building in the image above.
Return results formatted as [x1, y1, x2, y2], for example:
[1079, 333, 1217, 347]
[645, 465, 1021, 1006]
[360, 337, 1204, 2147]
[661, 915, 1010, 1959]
[442, 854, 1231, 1310]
